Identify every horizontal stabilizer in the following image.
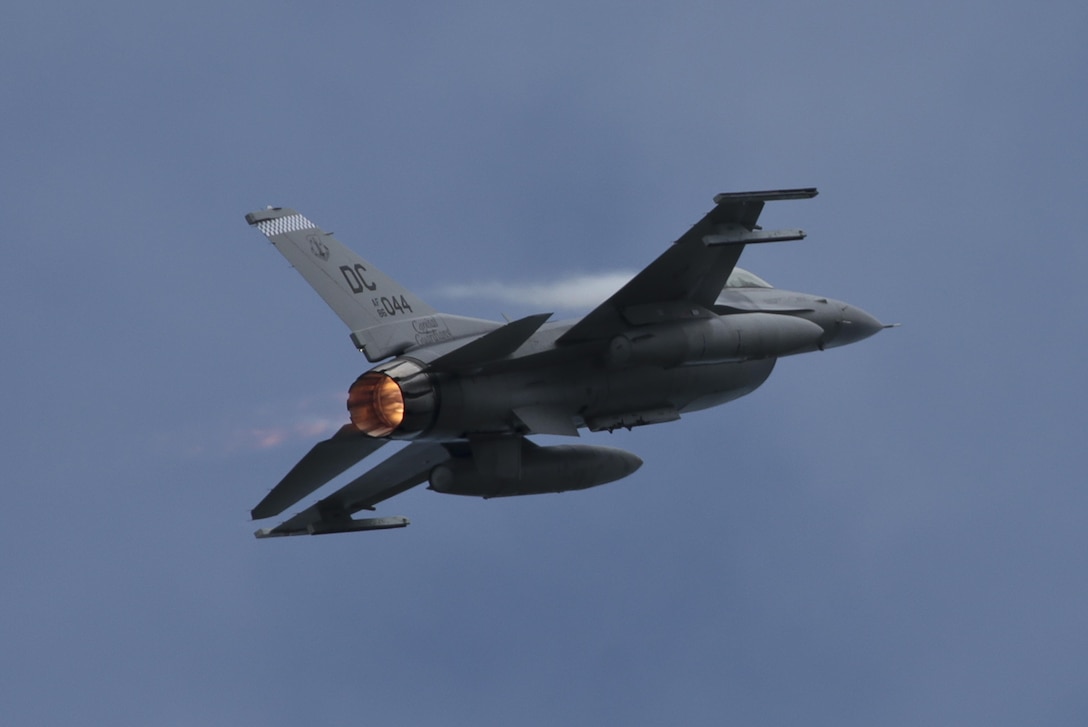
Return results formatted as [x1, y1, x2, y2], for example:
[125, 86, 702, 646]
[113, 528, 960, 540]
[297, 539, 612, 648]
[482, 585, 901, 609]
[428, 313, 552, 371]
[252, 442, 451, 537]
[250, 424, 386, 520]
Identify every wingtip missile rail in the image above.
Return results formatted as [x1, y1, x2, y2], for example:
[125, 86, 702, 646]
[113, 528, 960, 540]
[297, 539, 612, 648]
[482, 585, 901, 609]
[255, 515, 410, 538]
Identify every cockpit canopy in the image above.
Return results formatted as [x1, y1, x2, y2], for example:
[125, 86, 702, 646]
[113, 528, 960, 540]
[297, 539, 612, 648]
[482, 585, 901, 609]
[724, 267, 772, 289]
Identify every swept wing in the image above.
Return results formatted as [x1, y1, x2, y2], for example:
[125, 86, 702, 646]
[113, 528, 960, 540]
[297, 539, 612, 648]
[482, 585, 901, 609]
[557, 188, 817, 343]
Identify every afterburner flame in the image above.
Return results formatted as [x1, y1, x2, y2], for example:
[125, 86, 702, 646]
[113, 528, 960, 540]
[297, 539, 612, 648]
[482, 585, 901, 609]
[348, 372, 405, 437]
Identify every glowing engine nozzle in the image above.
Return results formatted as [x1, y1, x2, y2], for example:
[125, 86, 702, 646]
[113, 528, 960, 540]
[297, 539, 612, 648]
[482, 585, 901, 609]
[346, 359, 437, 439]
[348, 372, 405, 437]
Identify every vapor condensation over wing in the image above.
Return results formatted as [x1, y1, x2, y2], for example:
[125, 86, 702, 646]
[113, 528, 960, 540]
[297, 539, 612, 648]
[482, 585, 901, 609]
[436, 271, 636, 310]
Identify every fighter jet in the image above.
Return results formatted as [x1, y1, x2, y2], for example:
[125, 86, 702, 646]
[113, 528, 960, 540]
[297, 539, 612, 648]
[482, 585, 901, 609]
[244, 188, 888, 537]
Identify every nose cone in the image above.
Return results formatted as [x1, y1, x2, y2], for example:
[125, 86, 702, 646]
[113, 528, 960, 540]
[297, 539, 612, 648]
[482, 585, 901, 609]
[830, 304, 885, 347]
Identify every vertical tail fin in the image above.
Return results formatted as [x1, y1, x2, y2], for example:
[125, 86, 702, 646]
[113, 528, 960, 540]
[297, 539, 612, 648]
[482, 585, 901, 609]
[247, 208, 496, 360]
[246, 206, 436, 327]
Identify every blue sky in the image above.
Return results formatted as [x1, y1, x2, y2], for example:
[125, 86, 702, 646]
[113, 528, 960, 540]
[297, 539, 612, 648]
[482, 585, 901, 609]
[4, 2, 1087, 725]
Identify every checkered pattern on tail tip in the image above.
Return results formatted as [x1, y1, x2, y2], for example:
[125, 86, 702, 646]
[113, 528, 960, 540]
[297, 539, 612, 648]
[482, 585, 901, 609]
[256, 214, 316, 236]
